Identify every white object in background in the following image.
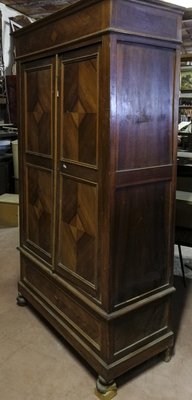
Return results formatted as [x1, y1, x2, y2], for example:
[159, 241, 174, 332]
[178, 121, 191, 131]
[12, 139, 18, 178]
[178, 151, 192, 158]
[163, 0, 192, 7]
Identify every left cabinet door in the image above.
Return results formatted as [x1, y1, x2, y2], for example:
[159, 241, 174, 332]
[20, 57, 57, 267]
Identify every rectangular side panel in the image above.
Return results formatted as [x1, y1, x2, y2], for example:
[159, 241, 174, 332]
[116, 42, 175, 170]
[61, 53, 98, 166]
[113, 181, 171, 305]
[112, 0, 181, 41]
[21, 255, 102, 353]
[56, 175, 98, 295]
[113, 297, 169, 357]
[24, 165, 53, 260]
[25, 63, 53, 156]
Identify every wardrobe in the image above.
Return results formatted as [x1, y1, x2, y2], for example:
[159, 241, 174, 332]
[14, 0, 183, 397]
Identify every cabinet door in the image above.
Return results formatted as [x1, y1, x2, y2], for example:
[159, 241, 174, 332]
[55, 46, 100, 299]
[20, 57, 56, 266]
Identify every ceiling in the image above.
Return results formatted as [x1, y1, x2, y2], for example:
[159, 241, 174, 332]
[0, 1, 79, 19]
[182, 9, 192, 55]
[1, 0, 192, 55]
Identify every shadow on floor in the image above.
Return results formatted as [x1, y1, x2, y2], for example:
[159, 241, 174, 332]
[171, 275, 191, 342]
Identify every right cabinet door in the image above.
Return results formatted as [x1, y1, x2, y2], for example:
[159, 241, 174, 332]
[55, 46, 101, 301]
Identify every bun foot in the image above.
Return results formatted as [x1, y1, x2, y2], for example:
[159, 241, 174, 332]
[16, 293, 27, 306]
[95, 376, 117, 399]
[164, 346, 174, 362]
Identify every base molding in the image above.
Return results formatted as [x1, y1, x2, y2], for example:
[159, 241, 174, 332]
[18, 280, 175, 383]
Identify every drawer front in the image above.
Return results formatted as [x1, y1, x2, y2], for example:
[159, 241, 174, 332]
[21, 255, 102, 353]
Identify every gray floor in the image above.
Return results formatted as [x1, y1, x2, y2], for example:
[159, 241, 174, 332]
[0, 227, 192, 400]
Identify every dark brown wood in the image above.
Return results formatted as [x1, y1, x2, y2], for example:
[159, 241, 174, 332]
[116, 42, 174, 170]
[14, 0, 183, 397]
[61, 51, 98, 166]
[13, 0, 182, 59]
[18, 57, 56, 266]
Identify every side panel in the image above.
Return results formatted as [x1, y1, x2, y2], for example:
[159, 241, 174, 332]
[113, 40, 176, 307]
[113, 182, 171, 304]
[103, 37, 180, 369]
[116, 43, 174, 170]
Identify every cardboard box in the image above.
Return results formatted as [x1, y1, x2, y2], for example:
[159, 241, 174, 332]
[0, 193, 19, 227]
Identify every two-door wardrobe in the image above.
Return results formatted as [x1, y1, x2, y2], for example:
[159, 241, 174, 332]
[14, 0, 183, 398]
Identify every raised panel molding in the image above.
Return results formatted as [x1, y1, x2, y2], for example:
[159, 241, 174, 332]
[56, 174, 99, 296]
[25, 165, 53, 261]
[112, 0, 179, 41]
[24, 63, 53, 157]
[113, 298, 169, 357]
[113, 181, 171, 306]
[60, 51, 99, 168]
[116, 41, 174, 170]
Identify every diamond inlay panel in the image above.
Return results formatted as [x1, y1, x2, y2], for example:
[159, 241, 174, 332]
[61, 57, 98, 165]
[26, 166, 53, 256]
[58, 176, 97, 285]
[25, 66, 52, 156]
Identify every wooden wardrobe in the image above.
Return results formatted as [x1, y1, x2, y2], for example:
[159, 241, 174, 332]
[14, 0, 183, 398]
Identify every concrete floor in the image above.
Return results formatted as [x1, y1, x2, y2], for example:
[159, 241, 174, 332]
[0, 227, 192, 400]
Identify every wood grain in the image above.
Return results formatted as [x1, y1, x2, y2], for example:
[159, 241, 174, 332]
[14, 0, 183, 389]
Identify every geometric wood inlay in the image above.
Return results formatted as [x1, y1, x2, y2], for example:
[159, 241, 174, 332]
[25, 65, 52, 156]
[58, 175, 97, 285]
[26, 166, 53, 256]
[61, 57, 97, 165]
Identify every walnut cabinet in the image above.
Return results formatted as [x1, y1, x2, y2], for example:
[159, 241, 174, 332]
[14, 0, 183, 397]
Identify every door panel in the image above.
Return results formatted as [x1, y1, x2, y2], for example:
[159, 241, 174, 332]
[25, 63, 53, 156]
[21, 57, 56, 266]
[61, 55, 98, 166]
[57, 175, 98, 287]
[56, 46, 100, 298]
[26, 165, 53, 259]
